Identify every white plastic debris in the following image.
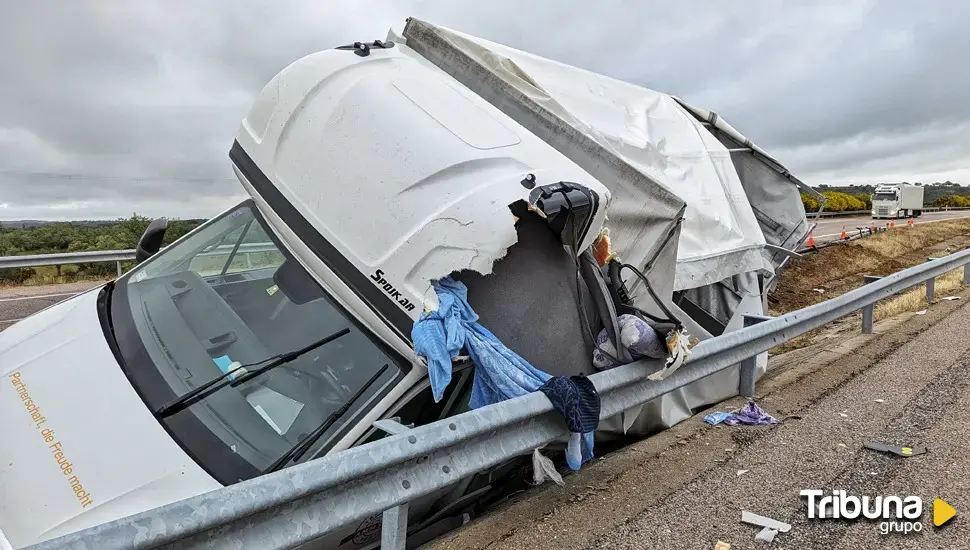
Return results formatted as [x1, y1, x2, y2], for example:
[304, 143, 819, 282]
[755, 527, 778, 543]
[915, 310, 928, 315]
[737, 469, 750, 477]
[741, 511, 792, 533]
[942, 296, 961, 301]
[839, 412, 849, 418]
[875, 398, 886, 403]
[811, 288, 825, 294]
[532, 449, 564, 486]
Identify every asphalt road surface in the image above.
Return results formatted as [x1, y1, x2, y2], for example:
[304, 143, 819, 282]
[0, 281, 105, 331]
[812, 209, 970, 242]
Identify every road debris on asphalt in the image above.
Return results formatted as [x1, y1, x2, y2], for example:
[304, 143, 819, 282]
[755, 527, 778, 543]
[874, 398, 886, 403]
[864, 442, 927, 457]
[741, 511, 792, 533]
[736, 469, 749, 477]
[916, 310, 928, 315]
[703, 411, 733, 425]
[741, 511, 791, 543]
[714, 541, 731, 550]
[703, 402, 779, 426]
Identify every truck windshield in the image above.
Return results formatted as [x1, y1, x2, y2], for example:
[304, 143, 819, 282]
[873, 192, 897, 201]
[106, 200, 408, 484]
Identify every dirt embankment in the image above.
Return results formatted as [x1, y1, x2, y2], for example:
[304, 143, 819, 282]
[769, 218, 970, 315]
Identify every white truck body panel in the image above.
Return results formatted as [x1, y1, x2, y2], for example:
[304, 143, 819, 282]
[0, 289, 219, 548]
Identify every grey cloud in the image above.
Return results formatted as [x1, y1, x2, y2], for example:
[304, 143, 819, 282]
[0, 1, 966, 220]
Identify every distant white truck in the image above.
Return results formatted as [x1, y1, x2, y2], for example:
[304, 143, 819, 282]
[871, 183, 924, 219]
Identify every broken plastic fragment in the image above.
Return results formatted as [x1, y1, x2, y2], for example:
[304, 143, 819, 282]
[755, 527, 778, 543]
[864, 442, 926, 457]
[714, 542, 731, 550]
[740, 510, 791, 533]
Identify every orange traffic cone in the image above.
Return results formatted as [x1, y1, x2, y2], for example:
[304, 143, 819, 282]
[806, 231, 816, 247]
[908, 218, 914, 227]
[840, 225, 848, 240]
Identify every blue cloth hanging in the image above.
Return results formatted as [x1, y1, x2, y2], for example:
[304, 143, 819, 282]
[412, 276, 600, 471]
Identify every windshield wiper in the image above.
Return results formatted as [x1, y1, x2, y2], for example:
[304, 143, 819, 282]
[156, 327, 351, 418]
[263, 363, 390, 474]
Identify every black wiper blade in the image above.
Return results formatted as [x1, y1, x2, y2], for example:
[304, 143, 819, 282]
[156, 327, 351, 418]
[263, 363, 390, 474]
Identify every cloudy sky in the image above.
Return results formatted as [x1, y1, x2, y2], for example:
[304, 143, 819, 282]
[1, 1, 967, 220]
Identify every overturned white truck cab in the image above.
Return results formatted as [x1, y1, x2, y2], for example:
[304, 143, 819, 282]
[0, 18, 819, 550]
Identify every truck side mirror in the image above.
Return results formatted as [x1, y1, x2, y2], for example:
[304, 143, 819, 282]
[135, 218, 169, 265]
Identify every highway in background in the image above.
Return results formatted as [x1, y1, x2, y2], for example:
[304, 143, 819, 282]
[811, 209, 970, 243]
[2, 209, 969, 327]
[0, 281, 105, 331]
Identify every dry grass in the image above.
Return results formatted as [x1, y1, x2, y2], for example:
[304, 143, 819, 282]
[771, 218, 970, 314]
[874, 268, 967, 321]
[0, 265, 109, 287]
[856, 219, 970, 259]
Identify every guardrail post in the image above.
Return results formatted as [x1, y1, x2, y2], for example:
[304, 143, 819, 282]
[739, 314, 772, 397]
[964, 261, 970, 286]
[861, 275, 883, 333]
[926, 258, 937, 303]
[373, 418, 415, 550]
[116, 261, 123, 277]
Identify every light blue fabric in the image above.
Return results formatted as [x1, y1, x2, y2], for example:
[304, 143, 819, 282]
[412, 277, 597, 471]
[413, 277, 552, 407]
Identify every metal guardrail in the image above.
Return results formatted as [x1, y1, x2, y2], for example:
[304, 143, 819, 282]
[0, 243, 278, 278]
[24, 245, 970, 550]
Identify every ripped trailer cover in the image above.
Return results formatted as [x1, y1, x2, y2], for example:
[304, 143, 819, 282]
[397, 19, 818, 296]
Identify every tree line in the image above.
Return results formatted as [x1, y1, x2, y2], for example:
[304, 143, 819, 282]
[0, 215, 203, 284]
[802, 183, 970, 213]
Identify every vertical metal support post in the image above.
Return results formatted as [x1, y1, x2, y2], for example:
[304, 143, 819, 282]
[861, 275, 883, 334]
[116, 260, 123, 277]
[926, 258, 937, 303]
[372, 418, 413, 549]
[965, 262, 970, 286]
[739, 314, 772, 397]
[381, 503, 409, 550]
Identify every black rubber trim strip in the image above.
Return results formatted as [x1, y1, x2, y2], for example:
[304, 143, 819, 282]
[229, 141, 414, 343]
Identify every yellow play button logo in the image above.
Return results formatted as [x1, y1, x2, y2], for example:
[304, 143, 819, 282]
[934, 498, 956, 527]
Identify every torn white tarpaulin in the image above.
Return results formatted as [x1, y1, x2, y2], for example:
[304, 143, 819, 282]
[398, 19, 775, 291]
